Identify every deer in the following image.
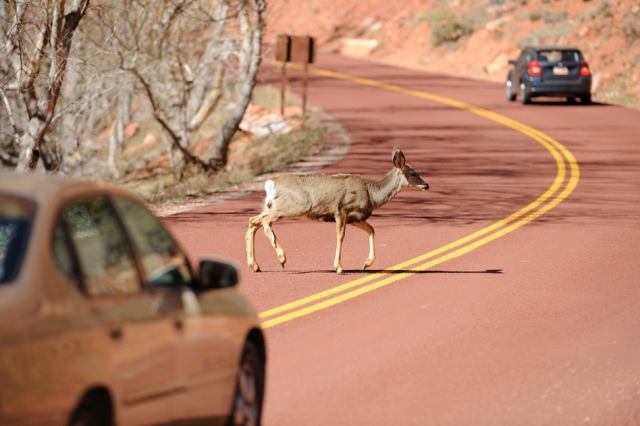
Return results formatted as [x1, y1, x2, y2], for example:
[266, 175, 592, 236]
[245, 146, 429, 274]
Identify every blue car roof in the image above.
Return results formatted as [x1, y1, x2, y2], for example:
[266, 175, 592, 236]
[529, 46, 581, 51]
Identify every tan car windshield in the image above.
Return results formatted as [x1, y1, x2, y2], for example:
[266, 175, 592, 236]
[0, 195, 36, 284]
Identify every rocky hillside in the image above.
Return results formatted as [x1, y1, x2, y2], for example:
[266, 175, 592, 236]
[265, 0, 640, 108]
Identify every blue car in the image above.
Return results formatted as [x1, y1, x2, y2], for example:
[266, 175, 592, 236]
[506, 46, 592, 104]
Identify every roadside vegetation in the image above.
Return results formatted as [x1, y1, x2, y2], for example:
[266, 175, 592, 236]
[427, 8, 473, 45]
[1, 0, 265, 178]
[1, 1, 349, 213]
[122, 85, 332, 206]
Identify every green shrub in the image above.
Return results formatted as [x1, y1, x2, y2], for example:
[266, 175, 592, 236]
[427, 9, 472, 45]
[544, 11, 569, 24]
[621, 14, 640, 42]
[589, 1, 613, 19]
[529, 9, 543, 21]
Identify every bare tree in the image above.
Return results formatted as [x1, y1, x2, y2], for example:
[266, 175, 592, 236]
[211, 0, 264, 171]
[0, 0, 91, 172]
[100, 0, 265, 178]
[1, 0, 264, 178]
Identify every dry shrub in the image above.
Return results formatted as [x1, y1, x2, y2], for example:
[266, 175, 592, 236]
[427, 9, 473, 45]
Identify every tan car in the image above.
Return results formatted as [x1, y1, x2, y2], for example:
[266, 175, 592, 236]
[0, 172, 266, 426]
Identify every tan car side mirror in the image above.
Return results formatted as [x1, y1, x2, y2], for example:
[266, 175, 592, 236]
[197, 257, 239, 290]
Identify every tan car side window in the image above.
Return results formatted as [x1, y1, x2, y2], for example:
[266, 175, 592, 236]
[112, 197, 193, 289]
[62, 198, 141, 297]
[0, 196, 35, 284]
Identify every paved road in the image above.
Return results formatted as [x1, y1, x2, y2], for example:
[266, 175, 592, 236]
[164, 53, 640, 425]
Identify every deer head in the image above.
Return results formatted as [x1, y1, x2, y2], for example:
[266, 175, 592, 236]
[392, 146, 429, 191]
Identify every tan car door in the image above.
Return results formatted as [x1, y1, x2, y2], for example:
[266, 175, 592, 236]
[111, 197, 238, 422]
[62, 197, 182, 426]
[174, 291, 244, 422]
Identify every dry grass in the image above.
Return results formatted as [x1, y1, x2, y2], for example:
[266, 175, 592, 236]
[121, 85, 333, 206]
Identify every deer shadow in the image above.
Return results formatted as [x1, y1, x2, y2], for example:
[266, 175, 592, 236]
[274, 269, 503, 275]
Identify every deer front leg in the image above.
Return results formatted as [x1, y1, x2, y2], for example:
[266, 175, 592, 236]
[352, 221, 375, 270]
[263, 221, 287, 268]
[246, 216, 263, 272]
[334, 215, 347, 274]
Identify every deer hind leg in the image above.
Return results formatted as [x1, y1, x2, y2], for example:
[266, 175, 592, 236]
[334, 215, 348, 274]
[352, 220, 375, 270]
[246, 214, 265, 272]
[246, 209, 288, 272]
[263, 219, 286, 268]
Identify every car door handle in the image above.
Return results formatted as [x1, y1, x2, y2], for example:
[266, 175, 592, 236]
[174, 315, 184, 330]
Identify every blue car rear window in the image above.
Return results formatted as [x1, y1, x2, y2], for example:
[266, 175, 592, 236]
[0, 195, 36, 284]
[537, 50, 581, 62]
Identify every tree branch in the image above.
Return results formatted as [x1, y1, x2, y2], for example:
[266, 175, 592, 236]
[0, 86, 19, 143]
[128, 64, 206, 171]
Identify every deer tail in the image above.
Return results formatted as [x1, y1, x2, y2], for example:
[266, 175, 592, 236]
[264, 179, 275, 209]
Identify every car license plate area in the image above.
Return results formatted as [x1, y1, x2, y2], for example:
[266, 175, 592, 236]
[553, 66, 569, 75]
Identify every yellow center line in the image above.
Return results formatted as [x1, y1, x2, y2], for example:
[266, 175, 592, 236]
[258, 63, 579, 328]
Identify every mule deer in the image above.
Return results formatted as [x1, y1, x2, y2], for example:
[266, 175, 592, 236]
[246, 147, 429, 274]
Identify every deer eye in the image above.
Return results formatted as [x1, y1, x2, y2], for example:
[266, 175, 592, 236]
[410, 172, 416, 177]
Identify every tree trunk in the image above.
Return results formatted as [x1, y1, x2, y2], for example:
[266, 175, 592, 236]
[15, 0, 89, 172]
[208, 0, 265, 171]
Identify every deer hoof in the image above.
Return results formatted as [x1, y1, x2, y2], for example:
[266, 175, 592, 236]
[278, 254, 286, 267]
[362, 258, 375, 270]
[335, 266, 344, 274]
[250, 262, 261, 272]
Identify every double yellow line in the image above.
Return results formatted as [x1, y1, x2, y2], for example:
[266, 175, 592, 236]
[258, 64, 579, 329]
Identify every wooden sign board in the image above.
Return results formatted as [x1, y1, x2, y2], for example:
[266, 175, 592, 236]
[275, 34, 290, 62]
[290, 36, 315, 64]
[275, 34, 316, 118]
[275, 34, 315, 64]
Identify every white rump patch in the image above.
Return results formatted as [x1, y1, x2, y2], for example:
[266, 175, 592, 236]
[265, 180, 275, 208]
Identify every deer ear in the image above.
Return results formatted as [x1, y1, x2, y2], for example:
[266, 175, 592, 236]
[392, 147, 405, 169]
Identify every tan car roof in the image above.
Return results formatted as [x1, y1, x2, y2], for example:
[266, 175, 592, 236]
[0, 171, 137, 205]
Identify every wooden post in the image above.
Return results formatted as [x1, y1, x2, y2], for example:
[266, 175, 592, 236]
[276, 35, 314, 118]
[276, 34, 291, 117]
[280, 62, 287, 116]
[302, 62, 309, 118]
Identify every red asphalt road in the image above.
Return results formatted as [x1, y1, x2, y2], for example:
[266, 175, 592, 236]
[164, 54, 640, 425]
